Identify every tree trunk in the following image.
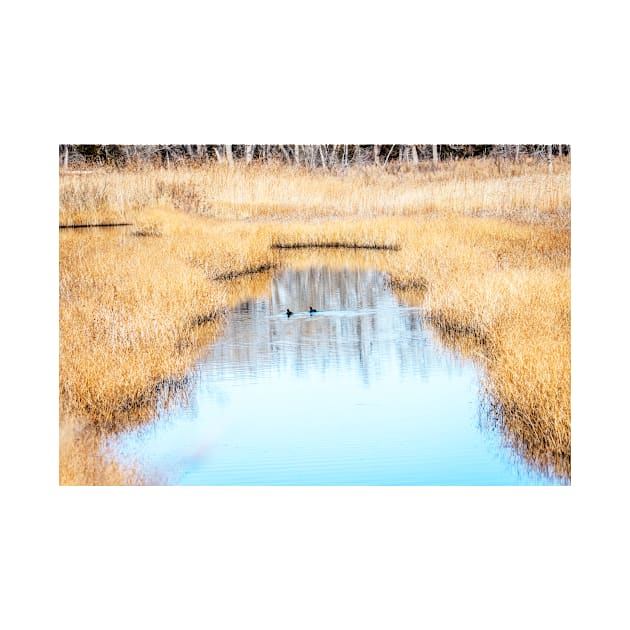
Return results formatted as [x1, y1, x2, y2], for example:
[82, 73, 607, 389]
[410, 144, 419, 164]
[547, 144, 553, 174]
[294, 144, 300, 166]
[329, 144, 338, 167]
[63, 145, 69, 168]
[384, 144, 396, 165]
[319, 145, 328, 169]
[374, 144, 380, 165]
[225, 144, 234, 166]
[278, 145, 291, 163]
[354, 145, 361, 165]
[245, 144, 254, 164]
[432, 144, 439, 166]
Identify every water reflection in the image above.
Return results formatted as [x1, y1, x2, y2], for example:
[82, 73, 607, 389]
[112, 266, 564, 485]
[209, 269, 462, 389]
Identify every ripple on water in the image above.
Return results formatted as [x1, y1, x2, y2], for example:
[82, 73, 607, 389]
[111, 266, 565, 485]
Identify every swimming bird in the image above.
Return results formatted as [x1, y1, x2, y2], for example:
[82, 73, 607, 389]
[286, 309, 293, 317]
[309, 306, 317, 313]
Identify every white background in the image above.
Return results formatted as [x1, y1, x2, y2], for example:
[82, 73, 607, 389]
[2, 1, 628, 628]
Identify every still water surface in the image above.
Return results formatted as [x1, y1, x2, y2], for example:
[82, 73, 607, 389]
[112, 266, 561, 485]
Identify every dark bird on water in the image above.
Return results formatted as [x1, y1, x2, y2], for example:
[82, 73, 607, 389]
[309, 306, 317, 314]
[286, 309, 293, 317]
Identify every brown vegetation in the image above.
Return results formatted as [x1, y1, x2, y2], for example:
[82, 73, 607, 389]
[59, 157, 570, 484]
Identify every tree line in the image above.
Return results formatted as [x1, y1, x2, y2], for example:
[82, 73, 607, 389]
[59, 144, 569, 169]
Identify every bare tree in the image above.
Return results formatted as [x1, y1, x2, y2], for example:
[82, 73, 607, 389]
[318, 145, 328, 170]
[225, 144, 234, 166]
[383, 144, 396, 165]
[161, 144, 173, 168]
[331, 145, 337, 169]
[62, 144, 566, 169]
[400, 145, 412, 163]
[278, 145, 291, 163]
[410, 144, 419, 164]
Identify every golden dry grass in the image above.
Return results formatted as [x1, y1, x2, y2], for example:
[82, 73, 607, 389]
[60, 157, 570, 223]
[383, 218, 570, 478]
[59, 156, 570, 483]
[59, 414, 150, 485]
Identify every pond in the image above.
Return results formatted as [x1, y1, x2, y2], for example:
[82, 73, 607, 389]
[111, 263, 564, 485]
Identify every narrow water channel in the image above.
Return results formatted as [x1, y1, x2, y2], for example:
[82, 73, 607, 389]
[111, 265, 562, 485]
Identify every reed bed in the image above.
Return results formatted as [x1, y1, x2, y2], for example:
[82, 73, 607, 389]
[382, 218, 570, 478]
[59, 415, 150, 485]
[59, 157, 570, 483]
[60, 157, 570, 223]
[270, 217, 401, 250]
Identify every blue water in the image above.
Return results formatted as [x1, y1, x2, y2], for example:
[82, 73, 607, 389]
[112, 267, 562, 485]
